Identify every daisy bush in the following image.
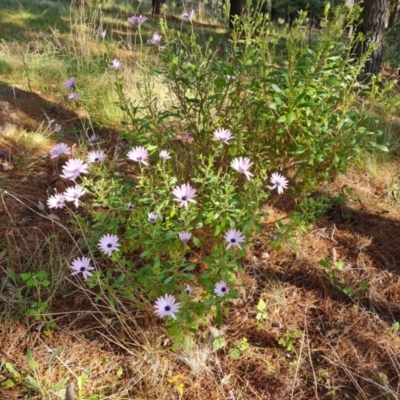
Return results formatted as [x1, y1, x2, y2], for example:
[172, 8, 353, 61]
[48, 3, 391, 347]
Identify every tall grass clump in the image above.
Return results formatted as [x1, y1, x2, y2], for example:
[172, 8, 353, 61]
[43, 2, 391, 347]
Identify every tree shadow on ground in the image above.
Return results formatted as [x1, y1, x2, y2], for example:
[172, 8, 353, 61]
[264, 193, 400, 325]
[0, 80, 101, 138]
[273, 192, 400, 275]
[0, 1, 71, 42]
[0, 81, 82, 131]
[323, 201, 400, 274]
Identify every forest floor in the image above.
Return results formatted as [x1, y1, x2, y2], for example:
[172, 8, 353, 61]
[1, 83, 400, 399]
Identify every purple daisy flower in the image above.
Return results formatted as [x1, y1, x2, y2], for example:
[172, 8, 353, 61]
[127, 146, 149, 166]
[270, 172, 289, 194]
[224, 229, 246, 250]
[154, 294, 181, 319]
[181, 9, 195, 21]
[172, 183, 197, 210]
[214, 281, 230, 297]
[224, 75, 237, 83]
[65, 77, 76, 90]
[60, 158, 89, 180]
[64, 185, 86, 208]
[87, 150, 106, 163]
[68, 92, 79, 100]
[54, 123, 62, 132]
[147, 33, 162, 45]
[213, 128, 233, 143]
[49, 143, 71, 159]
[98, 29, 106, 39]
[98, 234, 121, 256]
[148, 212, 159, 224]
[179, 231, 192, 243]
[231, 157, 254, 180]
[184, 131, 193, 141]
[70, 256, 94, 280]
[159, 150, 171, 161]
[88, 134, 100, 144]
[128, 15, 148, 25]
[47, 193, 66, 209]
[109, 59, 122, 70]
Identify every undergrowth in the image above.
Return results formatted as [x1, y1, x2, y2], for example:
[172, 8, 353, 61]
[1, 1, 400, 399]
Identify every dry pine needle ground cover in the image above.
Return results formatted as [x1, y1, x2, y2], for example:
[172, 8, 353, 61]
[1, 91, 400, 400]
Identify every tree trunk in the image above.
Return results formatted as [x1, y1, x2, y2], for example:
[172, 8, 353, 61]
[353, 0, 389, 76]
[152, 0, 162, 14]
[270, 0, 278, 21]
[71, 0, 85, 6]
[388, 0, 400, 27]
[229, 0, 242, 29]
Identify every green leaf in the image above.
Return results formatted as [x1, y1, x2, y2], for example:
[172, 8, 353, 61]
[271, 84, 283, 93]
[229, 348, 241, 360]
[48, 346, 62, 368]
[163, 276, 174, 284]
[50, 377, 69, 392]
[257, 299, 266, 311]
[4, 362, 21, 379]
[78, 372, 90, 392]
[192, 236, 201, 248]
[1, 379, 16, 389]
[212, 336, 226, 351]
[369, 142, 388, 152]
[214, 77, 227, 87]
[26, 349, 37, 371]
[286, 111, 295, 125]
[20, 273, 31, 282]
[37, 270, 47, 280]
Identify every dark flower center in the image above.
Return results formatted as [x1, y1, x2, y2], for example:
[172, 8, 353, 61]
[137, 156, 142, 161]
[94, 157, 99, 161]
[107, 243, 112, 248]
[231, 238, 236, 243]
[80, 267, 86, 272]
[221, 287, 226, 292]
[181, 196, 187, 201]
[164, 306, 171, 311]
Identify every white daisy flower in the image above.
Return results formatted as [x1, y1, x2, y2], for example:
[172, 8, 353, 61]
[154, 294, 181, 319]
[98, 234, 121, 256]
[49, 143, 71, 159]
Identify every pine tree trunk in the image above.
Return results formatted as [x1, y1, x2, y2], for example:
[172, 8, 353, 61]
[389, 0, 400, 27]
[152, 0, 162, 14]
[353, 0, 389, 76]
[271, 0, 278, 21]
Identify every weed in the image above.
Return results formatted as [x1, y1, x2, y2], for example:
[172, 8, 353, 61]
[255, 298, 268, 329]
[278, 330, 302, 353]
